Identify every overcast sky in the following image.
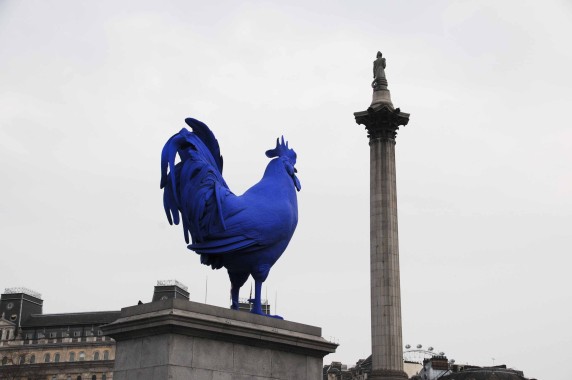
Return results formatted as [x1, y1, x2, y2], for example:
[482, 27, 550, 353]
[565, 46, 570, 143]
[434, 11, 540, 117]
[1, 1, 571, 379]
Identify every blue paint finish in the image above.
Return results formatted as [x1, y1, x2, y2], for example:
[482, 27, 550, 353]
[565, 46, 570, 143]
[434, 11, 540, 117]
[161, 118, 300, 319]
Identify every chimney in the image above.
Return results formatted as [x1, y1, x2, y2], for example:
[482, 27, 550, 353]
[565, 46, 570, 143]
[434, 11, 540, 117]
[152, 280, 189, 302]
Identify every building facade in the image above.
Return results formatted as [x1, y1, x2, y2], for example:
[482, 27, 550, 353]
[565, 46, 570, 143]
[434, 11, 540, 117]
[0, 287, 118, 380]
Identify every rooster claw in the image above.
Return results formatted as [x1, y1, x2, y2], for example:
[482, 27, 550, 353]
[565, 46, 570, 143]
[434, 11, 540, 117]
[249, 309, 284, 320]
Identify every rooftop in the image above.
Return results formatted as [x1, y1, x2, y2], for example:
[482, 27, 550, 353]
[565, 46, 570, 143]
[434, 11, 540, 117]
[3, 287, 42, 299]
[22, 311, 121, 328]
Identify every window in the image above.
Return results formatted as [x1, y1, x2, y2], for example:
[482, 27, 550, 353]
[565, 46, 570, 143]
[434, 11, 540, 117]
[2, 356, 7, 365]
[69, 352, 75, 362]
[49, 332, 57, 338]
[77, 376, 82, 380]
[73, 331, 81, 337]
[52, 376, 57, 380]
[19, 356, 25, 364]
[102, 375, 106, 380]
[67, 377, 71, 380]
[103, 351, 109, 360]
[79, 351, 85, 361]
[93, 351, 100, 361]
[54, 353, 60, 363]
[97, 330, 103, 336]
[44, 353, 50, 363]
[30, 354, 35, 364]
[92, 376, 96, 380]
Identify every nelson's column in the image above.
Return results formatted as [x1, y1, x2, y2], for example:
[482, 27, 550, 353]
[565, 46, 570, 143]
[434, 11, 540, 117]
[354, 51, 410, 380]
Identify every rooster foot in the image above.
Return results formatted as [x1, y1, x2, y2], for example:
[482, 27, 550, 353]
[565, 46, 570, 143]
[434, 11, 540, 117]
[249, 308, 284, 320]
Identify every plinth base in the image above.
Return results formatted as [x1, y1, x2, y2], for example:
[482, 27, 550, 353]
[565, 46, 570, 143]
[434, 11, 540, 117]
[369, 369, 409, 380]
[371, 88, 393, 108]
[102, 299, 337, 380]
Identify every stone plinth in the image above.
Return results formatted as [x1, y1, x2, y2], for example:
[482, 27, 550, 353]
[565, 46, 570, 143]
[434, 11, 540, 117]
[102, 299, 337, 380]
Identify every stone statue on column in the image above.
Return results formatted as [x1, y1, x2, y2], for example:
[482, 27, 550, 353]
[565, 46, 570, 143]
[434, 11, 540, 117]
[372, 51, 388, 90]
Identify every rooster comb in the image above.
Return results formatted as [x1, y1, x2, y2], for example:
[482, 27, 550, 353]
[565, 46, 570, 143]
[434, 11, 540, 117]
[265, 136, 296, 162]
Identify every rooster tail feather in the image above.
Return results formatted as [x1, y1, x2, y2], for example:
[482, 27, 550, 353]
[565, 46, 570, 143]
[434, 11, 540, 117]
[161, 118, 233, 246]
[161, 130, 192, 227]
[214, 184, 227, 231]
[162, 179, 180, 226]
[185, 118, 224, 174]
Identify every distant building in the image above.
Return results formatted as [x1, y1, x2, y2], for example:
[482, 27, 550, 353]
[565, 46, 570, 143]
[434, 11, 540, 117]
[323, 355, 421, 380]
[439, 363, 534, 380]
[323, 361, 351, 380]
[238, 298, 271, 315]
[417, 355, 449, 379]
[324, 353, 534, 380]
[0, 287, 119, 380]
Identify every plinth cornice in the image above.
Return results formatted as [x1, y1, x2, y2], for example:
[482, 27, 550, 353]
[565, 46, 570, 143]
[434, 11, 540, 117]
[102, 299, 338, 358]
[354, 104, 410, 140]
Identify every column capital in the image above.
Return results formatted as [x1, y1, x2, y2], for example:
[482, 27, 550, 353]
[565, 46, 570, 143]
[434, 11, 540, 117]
[354, 104, 410, 141]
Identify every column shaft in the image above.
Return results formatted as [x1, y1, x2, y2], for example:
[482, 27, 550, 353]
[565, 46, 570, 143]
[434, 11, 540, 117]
[369, 136, 405, 379]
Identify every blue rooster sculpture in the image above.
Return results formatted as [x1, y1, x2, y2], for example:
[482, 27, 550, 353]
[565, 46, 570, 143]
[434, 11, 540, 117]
[161, 118, 300, 318]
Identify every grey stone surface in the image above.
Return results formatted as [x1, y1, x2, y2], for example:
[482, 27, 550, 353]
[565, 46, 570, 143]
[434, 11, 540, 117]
[171, 366, 208, 379]
[271, 350, 306, 380]
[170, 334, 194, 367]
[117, 298, 320, 336]
[192, 337, 234, 371]
[368, 135, 407, 380]
[212, 370, 234, 380]
[233, 344, 272, 376]
[141, 334, 169, 368]
[306, 357, 322, 379]
[114, 339, 142, 371]
[113, 366, 169, 380]
[354, 69, 411, 380]
[103, 300, 336, 380]
[371, 88, 393, 108]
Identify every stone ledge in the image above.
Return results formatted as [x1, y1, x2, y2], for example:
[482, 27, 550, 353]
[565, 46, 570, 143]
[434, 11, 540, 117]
[102, 299, 337, 358]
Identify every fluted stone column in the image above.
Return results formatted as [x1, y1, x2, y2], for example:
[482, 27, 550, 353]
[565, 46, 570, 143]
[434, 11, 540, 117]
[354, 53, 410, 380]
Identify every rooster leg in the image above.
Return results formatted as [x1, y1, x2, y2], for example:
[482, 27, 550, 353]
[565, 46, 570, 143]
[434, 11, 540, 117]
[249, 266, 282, 319]
[249, 266, 268, 315]
[250, 279, 264, 315]
[228, 271, 249, 310]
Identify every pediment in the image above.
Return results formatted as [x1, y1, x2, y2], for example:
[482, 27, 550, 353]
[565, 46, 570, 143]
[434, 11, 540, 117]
[0, 317, 16, 327]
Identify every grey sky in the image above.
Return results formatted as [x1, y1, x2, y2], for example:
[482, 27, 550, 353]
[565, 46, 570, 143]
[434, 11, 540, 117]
[1, 1, 571, 379]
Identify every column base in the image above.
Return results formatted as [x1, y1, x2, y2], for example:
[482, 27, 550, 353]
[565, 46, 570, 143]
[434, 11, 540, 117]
[369, 368, 409, 380]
